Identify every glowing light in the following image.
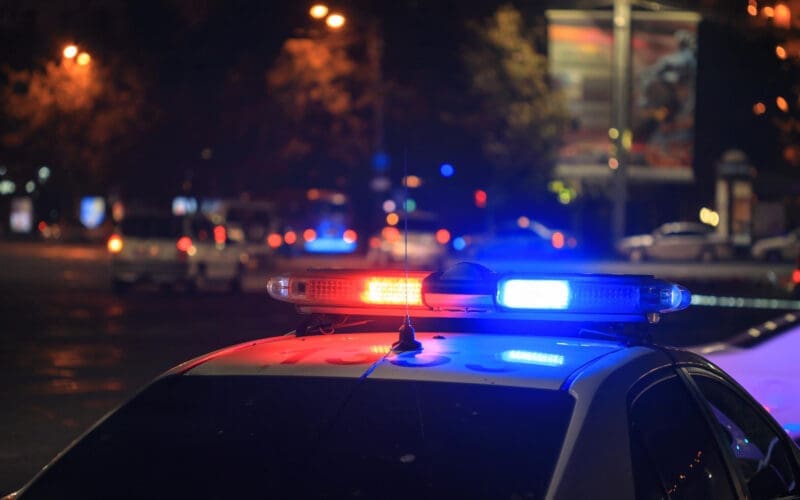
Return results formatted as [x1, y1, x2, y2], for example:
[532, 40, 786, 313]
[776, 45, 788, 60]
[763, 6, 775, 17]
[331, 193, 347, 205]
[753, 102, 766, 115]
[309, 4, 329, 19]
[435, 228, 450, 245]
[608, 128, 620, 140]
[303, 228, 317, 242]
[63, 45, 78, 59]
[551, 231, 565, 249]
[793, 269, 800, 284]
[361, 277, 423, 306]
[76, 52, 91, 66]
[501, 350, 565, 367]
[38, 166, 51, 182]
[777, 96, 789, 112]
[326, 13, 345, 29]
[187, 245, 197, 256]
[747, 4, 758, 15]
[370, 345, 392, 355]
[369, 236, 381, 249]
[381, 226, 400, 242]
[440, 163, 455, 177]
[38, 221, 47, 232]
[517, 216, 530, 228]
[453, 237, 466, 251]
[107, 235, 123, 253]
[343, 229, 357, 244]
[558, 191, 572, 205]
[177, 236, 193, 253]
[608, 158, 619, 169]
[386, 212, 399, 226]
[25, 181, 35, 193]
[474, 189, 487, 208]
[403, 175, 422, 188]
[382, 199, 396, 213]
[403, 199, 417, 213]
[284, 230, 297, 245]
[498, 279, 570, 310]
[306, 188, 320, 200]
[699, 207, 720, 227]
[267, 233, 283, 248]
[0, 180, 16, 195]
[774, 3, 791, 28]
[213, 225, 227, 245]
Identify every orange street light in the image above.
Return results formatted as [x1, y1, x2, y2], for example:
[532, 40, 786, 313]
[309, 4, 329, 19]
[63, 44, 78, 59]
[76, 52, 91, 66]
[326, 13, 346, 29]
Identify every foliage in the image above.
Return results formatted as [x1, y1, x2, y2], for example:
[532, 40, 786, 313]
[1, 56, 147, 188]
[462, 4, 569, 202]
[266, 33, 374, 183]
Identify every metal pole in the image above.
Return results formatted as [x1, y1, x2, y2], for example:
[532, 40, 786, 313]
[611, 0, 631, 244]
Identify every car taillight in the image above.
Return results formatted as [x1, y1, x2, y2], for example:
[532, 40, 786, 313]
[343, 229, 357, 244]
[213, 225, 226, 245]
[177, 236, 193, 253]
[267, 233, 282, 248]
[107, 234, 123, 253]
[435, 228, 450, 245]
[793, 269, 800, 284]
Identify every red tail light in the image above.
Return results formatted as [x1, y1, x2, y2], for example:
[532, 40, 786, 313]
[343, 229, 357, 244]
[792, 269, 800, 284]
[435, 228, 451, 245]
[177, 236, 193, 253]
[213, 225, 226, 245]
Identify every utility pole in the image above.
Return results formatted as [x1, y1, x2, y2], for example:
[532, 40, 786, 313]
[611, 0, 632, 244]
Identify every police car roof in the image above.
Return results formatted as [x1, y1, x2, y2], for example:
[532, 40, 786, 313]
[181, 332, 631, 391]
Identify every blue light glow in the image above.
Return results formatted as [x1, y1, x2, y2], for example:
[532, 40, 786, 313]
[304, 237, 357, 254]
[497, 279, 570, 310]
[453, 236, 466, 251]
[440, 163, 455, 177]
[501, 350, 565, 367]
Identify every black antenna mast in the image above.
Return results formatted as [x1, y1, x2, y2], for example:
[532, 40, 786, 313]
[393, 148, 422, 352]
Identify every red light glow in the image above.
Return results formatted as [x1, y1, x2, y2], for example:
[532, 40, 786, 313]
[177, 236, 193, 252]
[107, 235, 123, 253]
[381, 226, 400, 242]
[343, 229, 357, 244]
[551, 231, 565, 249]
[792, 269, 800, 284]
[267, 233, 282, 248]
[213, 225, 226, 244]
[303, 228, 317, 242]
[474, 189, 487, 208]
[435, 228, 451, 245]
[361, 277, 423, 306]
[284, 230, 297, 245]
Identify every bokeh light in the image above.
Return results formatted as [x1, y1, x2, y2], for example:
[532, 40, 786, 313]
[63, 45, 78, 59]
[440, 163, 454, 177]
[309, 4, 329, 19]
[326, 13, 345, 29]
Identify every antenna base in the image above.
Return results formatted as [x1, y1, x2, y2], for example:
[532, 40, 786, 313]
[393, 318, 422, 352]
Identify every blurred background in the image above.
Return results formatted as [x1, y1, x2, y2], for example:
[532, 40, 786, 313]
[3, 0, 800, 494]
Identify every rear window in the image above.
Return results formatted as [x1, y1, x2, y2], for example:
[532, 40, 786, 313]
[120, 216, 183, 238]
[24, 375, 574, 499]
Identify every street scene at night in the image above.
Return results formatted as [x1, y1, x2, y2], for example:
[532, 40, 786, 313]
[3, 0, 800, 498]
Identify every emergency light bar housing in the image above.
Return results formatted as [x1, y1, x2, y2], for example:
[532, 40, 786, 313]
[266, 263, 691, 323]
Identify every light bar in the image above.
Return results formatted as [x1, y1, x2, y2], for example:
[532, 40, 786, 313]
[267, 270, 429, 309]
[266, 263, 692, 322]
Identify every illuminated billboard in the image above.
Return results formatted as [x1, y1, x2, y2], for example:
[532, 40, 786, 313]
[547, 10, 700, 182]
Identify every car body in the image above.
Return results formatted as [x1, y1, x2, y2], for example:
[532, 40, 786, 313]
[751, 228, 800, 262]
[218, 199, 281, 270]
[108, 213, 246, 292]
[10, 266, 800, 499]
[367, 212, 450, 267]
[455, 220, 578, 260]
[695, 312, 800, 443]
[617, 221, 731, 262]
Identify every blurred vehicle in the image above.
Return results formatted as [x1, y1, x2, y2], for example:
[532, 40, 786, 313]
[751, 228, 800, 262]
[281, 188, 358, 254]
[219, 199, 281, 270]
[695, 313, 800, 444]
[616, 221, 730, 262]
[107, 213, 246, 293]
[455, 220, 578, 260]
[11, 265, 800, 498]
[367, 211, 450, 268]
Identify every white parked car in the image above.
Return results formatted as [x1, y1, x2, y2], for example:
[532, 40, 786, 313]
[751, 228, 800, 262]
[107, 213, 247, 293]
[617, 222, 731, 262]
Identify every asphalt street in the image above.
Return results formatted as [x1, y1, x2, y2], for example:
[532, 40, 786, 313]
[0, 241, 796, 495]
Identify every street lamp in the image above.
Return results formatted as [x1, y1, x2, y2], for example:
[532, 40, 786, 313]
[309, 4, 329, 19]
[63, 44, 78, 59]
[326, 13, 346, 29]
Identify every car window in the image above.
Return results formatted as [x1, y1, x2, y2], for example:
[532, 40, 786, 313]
[628, 374, 737, 499]
[691, 374, 799, 499]
[119, 215, 183, 239]
[23, 375, 575, 499]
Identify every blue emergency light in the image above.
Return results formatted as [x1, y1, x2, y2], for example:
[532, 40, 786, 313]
[266, 262, 691, 323]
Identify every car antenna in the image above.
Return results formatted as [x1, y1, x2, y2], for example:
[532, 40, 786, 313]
[393, 148, 422, 352]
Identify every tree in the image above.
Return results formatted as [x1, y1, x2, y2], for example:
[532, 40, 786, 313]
[2, 55, 147, 191]
[462, 4, 569, 209]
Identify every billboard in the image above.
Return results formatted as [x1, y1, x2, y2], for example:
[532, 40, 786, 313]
[547, 10, 700, 182]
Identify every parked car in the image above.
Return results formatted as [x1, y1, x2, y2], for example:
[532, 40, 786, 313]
[751, 228, 800, 262]
[616, 221, 730, 262]
[456, 220, 578, 260]
[107, 213, 247, 293]
[367, 211, 450, 268]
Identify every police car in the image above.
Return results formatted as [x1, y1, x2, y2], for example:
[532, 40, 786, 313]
[9, 264, 800, 499]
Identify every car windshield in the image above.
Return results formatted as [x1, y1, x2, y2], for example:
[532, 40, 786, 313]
[22, 375, 574, 499]
[119, 215, 184, 239]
